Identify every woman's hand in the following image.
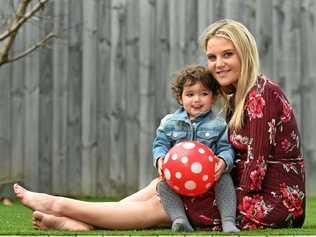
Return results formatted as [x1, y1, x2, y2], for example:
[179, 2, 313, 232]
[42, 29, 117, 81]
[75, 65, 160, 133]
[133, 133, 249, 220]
[157, 157, 164, 176]
[215, 157, 226, 181]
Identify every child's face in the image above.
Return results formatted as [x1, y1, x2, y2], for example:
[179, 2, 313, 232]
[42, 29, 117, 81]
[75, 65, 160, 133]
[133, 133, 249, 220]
[180, 81, 215, 119]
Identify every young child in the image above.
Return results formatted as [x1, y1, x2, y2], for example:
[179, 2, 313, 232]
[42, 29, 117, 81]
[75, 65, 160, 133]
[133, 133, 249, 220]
[152, 64, 239, 233]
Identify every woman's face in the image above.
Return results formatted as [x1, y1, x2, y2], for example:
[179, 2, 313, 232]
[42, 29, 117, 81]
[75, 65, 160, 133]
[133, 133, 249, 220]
[206, 37, 241, 88]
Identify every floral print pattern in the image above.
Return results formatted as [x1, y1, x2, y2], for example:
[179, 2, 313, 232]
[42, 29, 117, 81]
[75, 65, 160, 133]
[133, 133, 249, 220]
[268, 119, 277, 146]
[280, 183, 304, 218]
[239, 195, 273, 221]
[249, 156, 267, 190]
[279, 95, 293, 122]
[246, 90, 266, 120]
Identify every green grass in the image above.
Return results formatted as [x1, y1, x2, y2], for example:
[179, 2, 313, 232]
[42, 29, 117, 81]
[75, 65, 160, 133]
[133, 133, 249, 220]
[0, 197, 315, 236]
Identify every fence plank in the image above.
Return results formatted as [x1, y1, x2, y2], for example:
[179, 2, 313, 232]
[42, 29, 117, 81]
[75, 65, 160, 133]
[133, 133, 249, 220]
[10, 29, 25, 184]
[52, 0, 69, 194]
[125, 0, 140, 194]
[66, 0, 83, 195]
[81, 0, 98, 196]
[96, 0, 113, 196]
[24, 19, 40, 190]
[138, 0, 156, 187]
[38, 2, 54, 193]
[108, 0, 127, 193]
[256, 0, 273, 76]
[0, 63, 11, 185]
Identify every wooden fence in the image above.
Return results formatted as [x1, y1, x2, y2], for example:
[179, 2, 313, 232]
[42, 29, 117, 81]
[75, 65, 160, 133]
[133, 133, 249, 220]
[0, 0, 315, 196]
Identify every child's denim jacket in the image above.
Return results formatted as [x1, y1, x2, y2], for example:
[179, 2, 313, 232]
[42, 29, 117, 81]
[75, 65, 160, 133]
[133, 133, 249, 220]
[152, 107, 235, 172]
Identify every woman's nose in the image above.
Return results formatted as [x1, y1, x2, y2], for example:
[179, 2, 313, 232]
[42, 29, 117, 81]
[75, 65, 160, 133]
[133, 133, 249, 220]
[216, 57, 225, 67]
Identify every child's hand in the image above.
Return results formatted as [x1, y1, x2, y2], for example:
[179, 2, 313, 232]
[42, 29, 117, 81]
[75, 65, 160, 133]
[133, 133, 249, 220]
[214, 157, 226, 181]
[157, 157, 164, 176]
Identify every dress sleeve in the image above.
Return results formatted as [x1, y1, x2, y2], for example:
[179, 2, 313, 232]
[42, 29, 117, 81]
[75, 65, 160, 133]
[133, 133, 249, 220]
[239, 81, 283, 191]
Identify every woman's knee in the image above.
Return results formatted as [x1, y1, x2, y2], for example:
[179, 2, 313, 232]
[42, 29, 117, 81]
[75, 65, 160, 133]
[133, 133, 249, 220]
[147, 196, 170, 222]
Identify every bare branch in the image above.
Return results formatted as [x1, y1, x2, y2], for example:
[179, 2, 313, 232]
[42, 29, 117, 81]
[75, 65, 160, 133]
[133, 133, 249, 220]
[0, 0, 53, 66]
[0, 0, 49, 41]
[0, 32, 57, 66]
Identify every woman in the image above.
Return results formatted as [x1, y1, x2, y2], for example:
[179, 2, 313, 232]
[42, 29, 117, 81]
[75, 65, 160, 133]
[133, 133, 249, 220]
[185, 18, 305, 229]
[14, 19, 305, 231]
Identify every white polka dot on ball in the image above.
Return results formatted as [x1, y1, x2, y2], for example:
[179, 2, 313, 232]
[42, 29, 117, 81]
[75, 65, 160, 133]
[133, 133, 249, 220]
[202, 174, 209, 181]
[181, 156, 189, 164]
[208, 156, 213, 162]
[198, 148, 205, 154]
[191, 162, 202, 174]
[182, 142, 195, 150]
[175, 172, 182, 179]
[184, 180, 197, 190]
[164, 169, 171, 180]
[171, 153, 178, 160]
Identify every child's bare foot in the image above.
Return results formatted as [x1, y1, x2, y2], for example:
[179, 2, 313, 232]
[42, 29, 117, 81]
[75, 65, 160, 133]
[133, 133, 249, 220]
[32, 211, 93, 231]
[13, 183, 58, 214]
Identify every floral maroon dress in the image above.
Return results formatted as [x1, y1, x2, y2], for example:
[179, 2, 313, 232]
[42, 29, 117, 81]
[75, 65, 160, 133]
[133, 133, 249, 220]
[182, 75, 305, 230]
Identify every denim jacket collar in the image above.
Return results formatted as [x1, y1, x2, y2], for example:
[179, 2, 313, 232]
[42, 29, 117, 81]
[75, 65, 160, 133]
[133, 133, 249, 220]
[171, 107, 214, 123]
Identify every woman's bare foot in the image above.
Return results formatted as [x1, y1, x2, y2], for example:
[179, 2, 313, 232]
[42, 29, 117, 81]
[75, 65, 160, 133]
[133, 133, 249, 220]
[13, 183, 58, 214]
[32, 211, 93, 231]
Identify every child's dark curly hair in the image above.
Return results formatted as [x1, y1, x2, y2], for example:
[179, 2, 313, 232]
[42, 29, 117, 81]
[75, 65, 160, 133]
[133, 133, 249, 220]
[171, 64, 220, 104]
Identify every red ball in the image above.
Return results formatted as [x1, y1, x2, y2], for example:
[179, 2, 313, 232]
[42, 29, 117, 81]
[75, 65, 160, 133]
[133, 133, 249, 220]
[162, 141, 216, 197]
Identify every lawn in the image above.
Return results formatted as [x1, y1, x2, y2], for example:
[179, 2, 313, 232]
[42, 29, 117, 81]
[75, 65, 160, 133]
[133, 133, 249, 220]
[0, 197, 315, 236]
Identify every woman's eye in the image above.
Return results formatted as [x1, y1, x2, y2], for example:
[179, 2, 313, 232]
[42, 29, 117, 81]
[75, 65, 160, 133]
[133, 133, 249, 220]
[223, 52, 233, 58]
[207, 55, 216, 61]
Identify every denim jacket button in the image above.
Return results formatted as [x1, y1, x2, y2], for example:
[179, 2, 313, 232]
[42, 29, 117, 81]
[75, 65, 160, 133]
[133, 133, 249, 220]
[205, 132, 210, 137]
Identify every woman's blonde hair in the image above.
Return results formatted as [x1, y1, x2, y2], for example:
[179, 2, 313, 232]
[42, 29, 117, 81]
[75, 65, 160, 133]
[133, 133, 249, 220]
[200, 19, 260, 130]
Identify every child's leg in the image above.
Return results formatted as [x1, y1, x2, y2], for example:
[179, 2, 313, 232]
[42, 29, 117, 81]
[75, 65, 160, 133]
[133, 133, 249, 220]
[157, 181, 193, 232]
[215, 173, 240, 233]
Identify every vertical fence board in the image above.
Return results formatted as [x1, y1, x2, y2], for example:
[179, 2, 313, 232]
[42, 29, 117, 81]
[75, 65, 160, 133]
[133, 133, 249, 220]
[52, 0, 69, 194]
[256, 0, 273, 76]
[96, 0, 112, 196]
[11, 28, 25, 184]
[38, 3, 54, 193]
[24, 19, 40, 190]
[184, 0, 199, 65]
[154, 0, 170, 123]
[0, 0, 12, 186]
[109, 0, 127, 193]
[66, 0, 83, 195]
[0, 63, 11, 185]
[224, 0, 242, 19]
[125, 0, 140, 194]
[81, 0, 98, 196]
[138, 0, 156, 187]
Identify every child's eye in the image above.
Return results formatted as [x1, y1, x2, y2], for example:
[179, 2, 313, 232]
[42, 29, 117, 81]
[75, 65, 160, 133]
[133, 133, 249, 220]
[202, 92, 209, 96]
